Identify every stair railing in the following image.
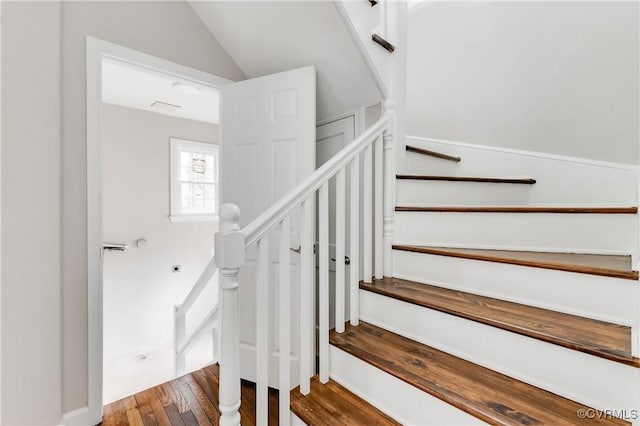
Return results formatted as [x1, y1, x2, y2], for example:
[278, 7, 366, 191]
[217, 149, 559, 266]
[174, 259, 220, 377]
[215, 110, 395, 425]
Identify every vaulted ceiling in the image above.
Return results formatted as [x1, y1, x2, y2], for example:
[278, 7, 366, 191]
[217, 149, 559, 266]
[189, 1, 382, 122]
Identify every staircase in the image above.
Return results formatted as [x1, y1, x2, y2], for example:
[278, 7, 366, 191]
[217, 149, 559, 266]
[176, 1, 640, 425]
[203, 120, 640, 425]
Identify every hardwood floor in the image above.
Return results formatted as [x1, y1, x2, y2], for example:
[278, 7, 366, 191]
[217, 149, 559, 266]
[361, 277, 637, 366]
[103, 365, 396, 426]
[290, 376, 400, 426]
[330, 322, 630, 426]
[102, 364, 279, 426]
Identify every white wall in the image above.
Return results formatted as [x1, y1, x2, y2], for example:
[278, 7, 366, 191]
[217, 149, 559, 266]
[0, 1, 244, 422]
[189, 1, 382, 123]
[1, 2, 62, 424]
[101, 104, 219, 403]
[407, 1, 639, 164]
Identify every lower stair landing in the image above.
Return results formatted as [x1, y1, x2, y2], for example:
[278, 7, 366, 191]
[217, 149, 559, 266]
[102, 364, 395, 426]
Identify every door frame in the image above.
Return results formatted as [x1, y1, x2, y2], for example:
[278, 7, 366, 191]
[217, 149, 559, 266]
[86, 36, 234, 424]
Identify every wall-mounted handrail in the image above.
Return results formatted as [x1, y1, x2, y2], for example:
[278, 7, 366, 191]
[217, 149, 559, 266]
[242, 114, 390, 248]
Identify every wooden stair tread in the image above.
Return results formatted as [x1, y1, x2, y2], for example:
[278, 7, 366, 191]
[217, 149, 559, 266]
[396, 174, 536, 184]
[361, 277, 636, 365]
[291, 376, 400, 426]
[395, 205, 638, 213]
[330, 322, 630, 426]
[393, 245, 639, 280]
[405, 145, 461, 162]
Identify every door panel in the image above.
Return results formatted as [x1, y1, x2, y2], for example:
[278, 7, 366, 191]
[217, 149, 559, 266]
[315, 116, 355, 330]
[221, 66, 315, 388]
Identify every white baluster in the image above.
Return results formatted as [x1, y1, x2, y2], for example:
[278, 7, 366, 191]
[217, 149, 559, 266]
[319, 182, 330, 383]
[383, 103, 396, 278]
[335, 169, 346, 333]
[215, 204, 244, 426]
[299, 199, 312, 395]
[278, 217, 291, 426]
[363, 144, 373, 283]
[256, 237, 269, 425]
[374, 134, 384, 280]
[174, 306, 186, 377]
[349, 157, 360, 325]
[212, 327, 219, 364]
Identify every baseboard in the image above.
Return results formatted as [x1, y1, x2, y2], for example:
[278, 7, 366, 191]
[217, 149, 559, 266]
[59, 406, 90, 426]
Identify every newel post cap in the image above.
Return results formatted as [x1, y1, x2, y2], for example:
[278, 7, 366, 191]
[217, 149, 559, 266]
[215, 203, 245, 269]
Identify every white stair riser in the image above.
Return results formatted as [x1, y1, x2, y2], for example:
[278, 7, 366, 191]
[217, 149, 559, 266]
[329, 345, 487, 426]
[405, 137, 638, 205]
[360, 290, 640, 412]
[404, 152, 462, 176]
[397, 179, 533, 205]
[393, 249, 638, 325]
[395, 211, 638, 254]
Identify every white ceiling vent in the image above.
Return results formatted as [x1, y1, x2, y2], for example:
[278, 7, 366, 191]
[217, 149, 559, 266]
[150, 100, 181, 113]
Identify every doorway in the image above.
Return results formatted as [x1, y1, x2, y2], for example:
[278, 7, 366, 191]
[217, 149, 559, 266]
[86, 37, 233, 421]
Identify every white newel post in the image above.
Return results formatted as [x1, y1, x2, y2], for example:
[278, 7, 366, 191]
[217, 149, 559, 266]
[215, 204, 245, 426]
[383, 101, 396, 277]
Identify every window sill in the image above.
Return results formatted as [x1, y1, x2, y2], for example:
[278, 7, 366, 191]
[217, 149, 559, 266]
[169, 214, 219, 223]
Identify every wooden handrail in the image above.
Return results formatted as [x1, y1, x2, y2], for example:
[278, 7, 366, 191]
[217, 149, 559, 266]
[242, 114, 391, 248]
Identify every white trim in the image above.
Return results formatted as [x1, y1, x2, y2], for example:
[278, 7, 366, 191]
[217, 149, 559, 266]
[316, 110, 357, 128]
[408, 135, 640, 171]
[86, 36, 233, 424]
[332, 1, 389, 99]
[169, 214, 219, 223]
[59, 407, 89, 426]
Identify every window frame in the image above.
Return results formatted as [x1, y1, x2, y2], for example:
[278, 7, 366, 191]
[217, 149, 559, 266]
[169, 137, 219, 223]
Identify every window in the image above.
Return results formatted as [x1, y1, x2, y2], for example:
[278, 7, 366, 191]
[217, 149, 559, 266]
[170, 138, 219, 222]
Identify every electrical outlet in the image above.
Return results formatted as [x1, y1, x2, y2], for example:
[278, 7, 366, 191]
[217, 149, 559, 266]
[172, 265, 181, 273]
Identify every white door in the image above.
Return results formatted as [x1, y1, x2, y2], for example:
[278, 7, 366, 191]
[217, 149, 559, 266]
[315, 116, 355, 329]
[221, 66, 316, 388]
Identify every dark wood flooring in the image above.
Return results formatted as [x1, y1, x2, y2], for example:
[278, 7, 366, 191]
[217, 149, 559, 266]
[361, 277, 637, 366]
[103, 364, 396, 426]
[290, 376, 399, 426]
[393, 245, 639, 280]
[330, 322, 630, 426]
[103, 364, 278, 426]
